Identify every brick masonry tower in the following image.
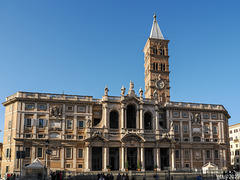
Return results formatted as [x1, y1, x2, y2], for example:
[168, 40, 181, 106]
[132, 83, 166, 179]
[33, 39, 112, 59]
[143, 14, 170, 104]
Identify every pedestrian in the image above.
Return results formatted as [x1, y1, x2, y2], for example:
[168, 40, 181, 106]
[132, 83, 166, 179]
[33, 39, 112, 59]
[117, 173, 121, 180]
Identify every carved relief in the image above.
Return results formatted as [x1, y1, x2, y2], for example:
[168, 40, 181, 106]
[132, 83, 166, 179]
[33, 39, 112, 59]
[50, 105, 62, 117]
[191, 113, 201, 124]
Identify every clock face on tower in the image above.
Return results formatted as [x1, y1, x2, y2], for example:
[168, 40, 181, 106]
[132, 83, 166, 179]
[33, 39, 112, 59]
[156, 80, 164, 89]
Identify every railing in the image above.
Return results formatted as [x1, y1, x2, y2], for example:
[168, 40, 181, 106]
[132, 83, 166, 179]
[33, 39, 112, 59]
[5, 91, 95, 102]
[166, 101, 225, 111]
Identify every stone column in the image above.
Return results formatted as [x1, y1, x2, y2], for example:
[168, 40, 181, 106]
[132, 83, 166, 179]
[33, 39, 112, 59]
[121, 104, 125, 129]
[219, 149, 223, 169]
[136, 109, 139, 129]
[46, 113, 49, 139]
[61, 148, 64, 169]
[167, 110, 170, 129]
[203, 150, 206, 165]
[85, 144, 90, 171]
[209, 122, 213, 141]
[103, 103, 108, 128]
[103, 145, 108, 171]
[221, 122, 225, 143]
[171, 148, 175, 170]
[180, 121, 183, 141]
[73, 147, 76, 169]
[74, 115, 77, 140]
[212, 150, 214, 164]
[223, 149, 226, 167]
[121, 145, 125, 171]
[190, 149, 193, 169]
[31, 146, 36, 163]
[156, 148, 161, 171]
[140, 105, 143, 130]
[189, 121, 192, 142]
[218, 122, 222, 143]
[33, 114, 37, 138]
[21, 113, 25, 138]
[155, 107, 159, 131]
[201, 121, 205, 142]
[181, 149, 184, 168]
[141, 145, 145, 171]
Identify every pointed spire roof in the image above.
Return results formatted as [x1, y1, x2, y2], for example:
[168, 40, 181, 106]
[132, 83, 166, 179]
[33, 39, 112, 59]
[150, 14, 164, 39]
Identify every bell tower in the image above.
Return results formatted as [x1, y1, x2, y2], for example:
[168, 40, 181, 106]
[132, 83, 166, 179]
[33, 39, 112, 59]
[143, 14, 170, 104]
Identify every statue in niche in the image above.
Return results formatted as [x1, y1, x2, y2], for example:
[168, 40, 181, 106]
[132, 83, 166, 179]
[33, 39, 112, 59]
[191, 113, 201, 124]
[86, 119, 91, 128]
[50, 105, 62, 117]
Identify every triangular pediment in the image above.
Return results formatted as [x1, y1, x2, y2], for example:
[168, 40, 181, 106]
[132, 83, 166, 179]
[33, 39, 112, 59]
[121, 133, 146, 143]
[85, 134, 108, 142]
[122, 96, 141, 104]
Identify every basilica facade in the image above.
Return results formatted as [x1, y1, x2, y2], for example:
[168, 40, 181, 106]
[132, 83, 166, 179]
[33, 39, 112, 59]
[1, 15, 230, 177]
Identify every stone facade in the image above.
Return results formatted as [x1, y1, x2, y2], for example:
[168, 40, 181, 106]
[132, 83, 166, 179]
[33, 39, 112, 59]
[1, 15, 231, 177]
[229, 123, 240, 170]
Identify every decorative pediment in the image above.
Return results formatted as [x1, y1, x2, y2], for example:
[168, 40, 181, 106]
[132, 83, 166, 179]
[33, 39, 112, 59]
[159, 137, 173, 143]
[85, 131, 108, 142]
[122, 96, 141, 107]
[121, 132, 146, 143]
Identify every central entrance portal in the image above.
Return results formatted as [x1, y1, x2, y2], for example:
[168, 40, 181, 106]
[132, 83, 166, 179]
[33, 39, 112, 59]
[109, 148, 119, 170]
[160, 148, 169, 170]
[127, 148, 137, 170]
[92, 147, 102, 171]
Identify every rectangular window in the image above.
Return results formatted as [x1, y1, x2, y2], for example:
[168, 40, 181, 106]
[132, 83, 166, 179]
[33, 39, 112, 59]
[78, 136, 84, 140]
[230, 137, 233, 141]
[25, 148, 31, 158]
[185, 164, 190, 168]
[206, 139, 210, 142]
[173, 112, 179, 118]
[38, 134, 44, 138]
[214, 139, 218, 142]
[67, 135, 72, 139]
[174, 124, 179, 133]
[206, 150, 211, 159]
[26, 104, 34, 109]
[25, 134, 31, 138]
[203, 114, 209, 119]
[67, 106, 73, 111]
[78, 106, 85, 112]
[8, 120, 12, 129]
[183, 125, 188, 134]
[213, 126, 218, 134]
[6, 166, 9, 173]
[38, 119, 44, 128]
[38, 104, 46, 110]
[204, 126, 209, 134]
[236, 150, 240, 155]
[184, 150, 189, 158]
[66, 120, 73, 130]
[25, 118, 32, 127]
[236, 144, 238, 148]
[184, 138, 189, 142]
[78, 121, 85, 129]
[78, 164, 83, 168]
[78, 149, 83, 158]
[215, 150, 219, 159]
[37, 148, 43, 158]
[230, 130, 232, 134]
[175, 150, 180, 159]
[66, 148, 72, 159]
[182, 112, 188, 118]
[66, 164, 71, 168]
[6, 148, 11, 158]
[212, 114, 217, 119]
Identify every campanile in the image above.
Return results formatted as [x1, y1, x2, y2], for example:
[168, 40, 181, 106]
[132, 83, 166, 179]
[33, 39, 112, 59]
[143, 15, 170, 104]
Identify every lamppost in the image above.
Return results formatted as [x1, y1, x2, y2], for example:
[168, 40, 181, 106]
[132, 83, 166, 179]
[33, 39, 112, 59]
[44, 139, 49, 180]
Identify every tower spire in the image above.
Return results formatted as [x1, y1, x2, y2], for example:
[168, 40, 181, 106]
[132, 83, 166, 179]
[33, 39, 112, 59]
[150, 14, 164, 39]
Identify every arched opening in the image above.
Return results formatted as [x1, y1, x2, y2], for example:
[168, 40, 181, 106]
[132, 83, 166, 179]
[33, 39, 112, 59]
[144, 112, 152, 130]
[153, 46, 157, 55]
[193, 137, 201, 142]
[127, 105, 136, 129]
[110, 110, 119, 129]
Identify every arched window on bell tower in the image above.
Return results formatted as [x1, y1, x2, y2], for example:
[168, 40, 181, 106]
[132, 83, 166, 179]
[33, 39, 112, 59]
[163, 64, 165, 71]
[127, 105, 136, 129]
[144, 112, 152, 130]
[110, 110, 119, 129]
[153, 46, 157, 55]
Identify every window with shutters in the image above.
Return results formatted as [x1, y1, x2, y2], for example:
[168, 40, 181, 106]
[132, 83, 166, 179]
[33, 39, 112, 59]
[38, 119, 44, 128]
[66, 120, 73, 130]
[183, 125, 188, 133]
[206, 150, 211, 159]
[25, 118, 32, 128]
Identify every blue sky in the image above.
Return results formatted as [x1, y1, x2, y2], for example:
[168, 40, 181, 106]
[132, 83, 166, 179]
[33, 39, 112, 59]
[0, 1, 240, 141]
